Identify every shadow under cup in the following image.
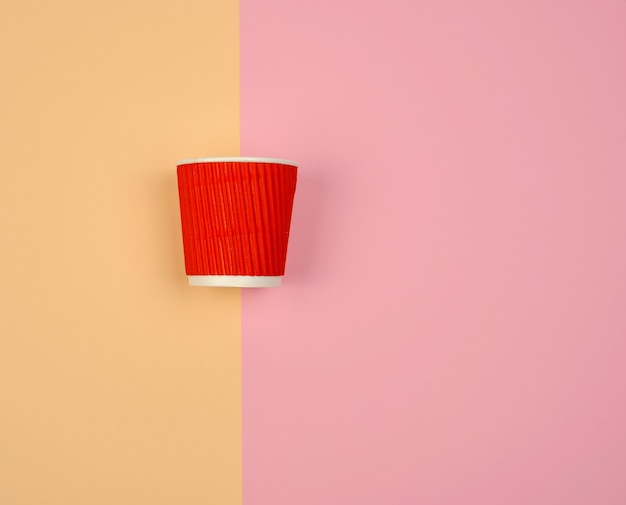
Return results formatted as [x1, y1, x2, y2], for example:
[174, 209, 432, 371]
[176, 157, 298, 288]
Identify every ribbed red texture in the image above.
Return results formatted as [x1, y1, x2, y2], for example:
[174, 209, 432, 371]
[177, 161, 297, 276]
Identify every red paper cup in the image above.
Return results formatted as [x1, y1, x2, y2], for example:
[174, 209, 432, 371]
[176, 157, 298, 287]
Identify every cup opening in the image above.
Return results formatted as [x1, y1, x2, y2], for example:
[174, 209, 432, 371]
[176, 156, 298, 168]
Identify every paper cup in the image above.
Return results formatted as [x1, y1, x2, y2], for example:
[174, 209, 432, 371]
[176, 157, 298, 287]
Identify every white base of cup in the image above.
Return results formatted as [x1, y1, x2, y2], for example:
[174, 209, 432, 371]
[188, 275, 282, 288]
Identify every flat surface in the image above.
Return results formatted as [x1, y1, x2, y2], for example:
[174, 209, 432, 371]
[241, 1, 626, 504]
[0, 1, 241, 504]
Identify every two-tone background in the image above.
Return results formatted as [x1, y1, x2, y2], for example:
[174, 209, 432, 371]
[2, 1, 626, 504]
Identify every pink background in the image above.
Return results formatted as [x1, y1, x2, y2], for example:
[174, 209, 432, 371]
[241, 1, 626, 504]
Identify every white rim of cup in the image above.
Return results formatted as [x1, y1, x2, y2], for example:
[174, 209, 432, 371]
[188, 275, 283, 288]
[176, 156, 298, 167]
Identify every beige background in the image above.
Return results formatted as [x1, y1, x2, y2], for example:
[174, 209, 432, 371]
[0, 1, 241, 503]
